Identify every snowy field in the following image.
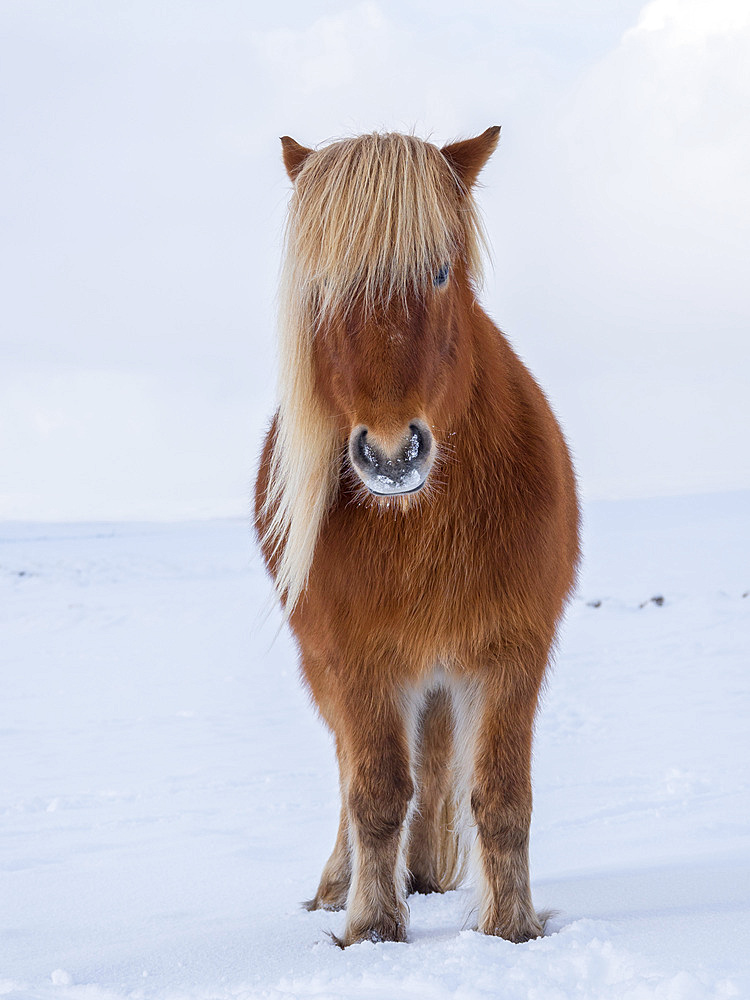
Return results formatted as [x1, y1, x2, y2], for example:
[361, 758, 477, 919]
[2, 492, 749, 1000]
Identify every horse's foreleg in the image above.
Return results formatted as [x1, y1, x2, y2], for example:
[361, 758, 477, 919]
[472, 672, 544, 943]
[305, 740, 351, 910]
[304, 799, 351, 911]
[337, 685, 414, 946]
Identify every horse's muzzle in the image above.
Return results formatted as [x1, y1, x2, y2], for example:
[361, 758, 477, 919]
[348, 420, 434, 496]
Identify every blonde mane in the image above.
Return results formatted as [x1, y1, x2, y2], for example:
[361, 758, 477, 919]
[264, 132, 487, 610]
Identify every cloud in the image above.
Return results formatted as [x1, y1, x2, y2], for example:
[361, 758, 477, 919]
[252, 3, 390, 95]
[555, 0, 750, 227]
[630, 0, 750, 42]
[481, 0, 750, 498]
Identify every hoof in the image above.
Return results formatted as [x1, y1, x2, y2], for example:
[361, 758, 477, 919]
[303, 896, 346, 912]
[478, 913, 545, 943]
[303, 881, 349, 912]
[332, 915, 408, 947]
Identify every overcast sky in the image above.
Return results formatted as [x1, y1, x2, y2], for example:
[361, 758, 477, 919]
[1, 0, 748, 520]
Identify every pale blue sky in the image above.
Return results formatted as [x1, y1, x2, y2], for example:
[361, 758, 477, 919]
[1, 0, 748, 518]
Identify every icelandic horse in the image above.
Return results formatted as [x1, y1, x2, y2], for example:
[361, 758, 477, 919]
[254, 128, 580, 947]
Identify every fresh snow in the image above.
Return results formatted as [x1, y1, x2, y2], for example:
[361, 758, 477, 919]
[2, 492, 748, 999]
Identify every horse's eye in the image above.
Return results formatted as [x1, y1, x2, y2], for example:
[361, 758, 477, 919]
[433, 264, 450, 287]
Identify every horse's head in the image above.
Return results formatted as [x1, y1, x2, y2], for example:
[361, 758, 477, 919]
[280, 129, 500, 501]
[266, 129, 500, 608]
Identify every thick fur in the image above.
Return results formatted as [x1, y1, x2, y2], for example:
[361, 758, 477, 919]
[255, 128, 580, 947]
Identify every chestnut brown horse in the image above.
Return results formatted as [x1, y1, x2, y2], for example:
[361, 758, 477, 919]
[255, 128, 579, 947]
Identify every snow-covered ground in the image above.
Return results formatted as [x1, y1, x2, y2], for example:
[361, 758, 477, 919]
[2, 492, 748, 999]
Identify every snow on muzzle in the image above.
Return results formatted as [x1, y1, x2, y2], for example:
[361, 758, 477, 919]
[348, 420, 434, 496]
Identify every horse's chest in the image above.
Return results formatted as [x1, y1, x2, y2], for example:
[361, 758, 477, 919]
[316, 503, 507, 617]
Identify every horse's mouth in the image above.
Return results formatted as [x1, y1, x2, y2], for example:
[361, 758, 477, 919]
[361, 468, 428, 497]
[368, 482, 425, 497]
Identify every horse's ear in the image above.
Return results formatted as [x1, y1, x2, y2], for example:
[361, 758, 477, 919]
[281, 136, 313, 182]
[441, 126, 501, 189]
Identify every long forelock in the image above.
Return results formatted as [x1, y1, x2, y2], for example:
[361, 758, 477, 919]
[287, 132, 486, 316]
[265, 132, 487, 611]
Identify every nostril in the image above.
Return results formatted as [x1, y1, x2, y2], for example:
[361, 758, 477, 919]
[355, 427, 376, 467]
[406, 425, 421, 461]
[407, 422, 431, 463]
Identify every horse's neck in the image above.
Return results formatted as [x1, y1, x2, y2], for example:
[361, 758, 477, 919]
[461, 307, 514, 436]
